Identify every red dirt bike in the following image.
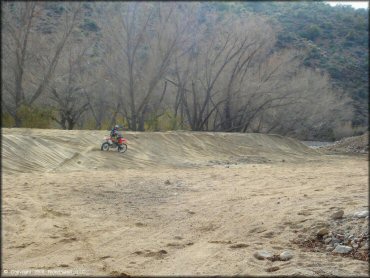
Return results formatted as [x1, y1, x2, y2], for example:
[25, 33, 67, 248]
[101, 135, 128, 153]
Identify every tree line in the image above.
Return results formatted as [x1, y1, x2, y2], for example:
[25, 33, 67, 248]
[2, 2, 355, 140]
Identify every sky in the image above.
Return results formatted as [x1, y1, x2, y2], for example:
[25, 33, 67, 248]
[325, 1, 369, 9]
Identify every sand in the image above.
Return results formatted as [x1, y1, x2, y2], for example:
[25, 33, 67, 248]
[2, 128, 368, 276]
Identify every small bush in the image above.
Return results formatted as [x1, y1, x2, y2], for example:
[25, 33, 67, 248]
[1, 112, 15, 127]
[17, 106, 53, 128]
[145, 111, 185, 131]
[2, 106, 54, 128]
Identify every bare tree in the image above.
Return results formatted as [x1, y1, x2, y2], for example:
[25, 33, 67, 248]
[165, 8, 352, 137]
[2, 2, 84, 126]
[95, 2, 191, 131]
[224, 49, 303, 133]
[49, 36, 97, 130]
[257, 69, 353, 139]
[167, 11, 276, 131]
[82, 75, 116, 130]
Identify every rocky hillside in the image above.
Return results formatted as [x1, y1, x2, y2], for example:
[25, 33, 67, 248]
[324, 132, 369, 154]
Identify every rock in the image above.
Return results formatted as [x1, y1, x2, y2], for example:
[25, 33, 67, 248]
[317, 228, 330, 236]
[164, 180, 171, 185]
[331, 237, 340, 244]
[332, 245, 352, 254]
[326, 246, 335, 251]
[254, 250, 274, 260]
[359, 243, 368, 250]
[324, 238, 332, 244]
[353, 210, 369, 218]
[336, 234, 345, 240]
[279, 250, 294, 261]
[331, 210, 344, 219]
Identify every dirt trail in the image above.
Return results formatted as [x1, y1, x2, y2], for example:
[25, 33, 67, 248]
[2, 128, 368, 276]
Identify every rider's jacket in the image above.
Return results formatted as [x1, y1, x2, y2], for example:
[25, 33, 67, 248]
[110, 128, 118, 138]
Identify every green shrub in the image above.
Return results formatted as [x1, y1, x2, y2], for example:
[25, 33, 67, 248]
[1, 112, 15, 127]
[145, 111, 187, 131]
[17, 105, 53, 128]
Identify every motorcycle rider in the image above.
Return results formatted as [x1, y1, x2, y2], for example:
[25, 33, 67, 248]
[110, 125, 120, 144]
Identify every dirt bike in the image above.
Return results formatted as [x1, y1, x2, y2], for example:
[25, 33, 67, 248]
[101, 135, 128, 153]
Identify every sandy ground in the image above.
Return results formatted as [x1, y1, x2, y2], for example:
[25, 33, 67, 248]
[2, 128, 369, 276]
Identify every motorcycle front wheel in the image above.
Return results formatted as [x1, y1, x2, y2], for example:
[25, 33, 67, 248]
[118, 143, 127, 153]
[101, 142, 110, 151]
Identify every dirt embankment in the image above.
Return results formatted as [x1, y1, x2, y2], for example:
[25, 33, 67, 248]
[2, 128, 320, 174]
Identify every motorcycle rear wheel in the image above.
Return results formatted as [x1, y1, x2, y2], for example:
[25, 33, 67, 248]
[118, 143, 127, 153]
[101, 142, 110, 151]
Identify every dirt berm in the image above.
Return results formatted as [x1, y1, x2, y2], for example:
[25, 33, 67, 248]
[2, 128, 319, 173]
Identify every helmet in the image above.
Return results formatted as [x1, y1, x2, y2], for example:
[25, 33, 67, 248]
[114, 125, 119, 129]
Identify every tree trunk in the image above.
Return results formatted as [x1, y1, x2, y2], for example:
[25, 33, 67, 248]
[14, 113, 22, 127]
[67, 117, 75, 130]
[222, 97, 232, 131]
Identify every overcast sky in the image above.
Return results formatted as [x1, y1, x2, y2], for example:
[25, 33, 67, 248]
[325, 1, 369, 9]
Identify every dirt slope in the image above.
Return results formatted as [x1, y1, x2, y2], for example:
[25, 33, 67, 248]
[2, 128, 319, 173]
